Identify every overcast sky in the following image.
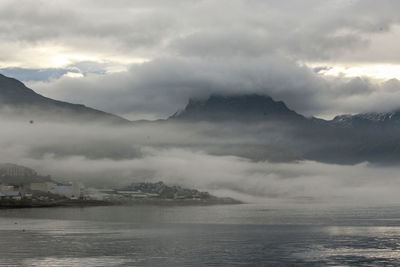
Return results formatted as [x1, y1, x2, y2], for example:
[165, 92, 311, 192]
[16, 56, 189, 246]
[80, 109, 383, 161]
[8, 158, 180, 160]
[1, 0, 400, 119]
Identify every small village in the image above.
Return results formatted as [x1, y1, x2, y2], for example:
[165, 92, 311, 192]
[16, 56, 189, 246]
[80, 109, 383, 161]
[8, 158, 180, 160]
[0, 163, 238, 208]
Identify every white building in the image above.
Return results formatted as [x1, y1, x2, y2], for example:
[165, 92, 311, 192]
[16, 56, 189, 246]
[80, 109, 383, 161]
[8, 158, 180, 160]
[50, 182, 81, 199]
[30, 182, 57, 192]
[116, 190, 148, 198]
[85, 188, 111, 200]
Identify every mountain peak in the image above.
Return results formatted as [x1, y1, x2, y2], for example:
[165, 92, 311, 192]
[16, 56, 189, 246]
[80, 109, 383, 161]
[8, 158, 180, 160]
[0, 73, 40, 104]
[0, 73, 129, 123]
[328, 109, 400, 132]
[171, 94, 303, 121]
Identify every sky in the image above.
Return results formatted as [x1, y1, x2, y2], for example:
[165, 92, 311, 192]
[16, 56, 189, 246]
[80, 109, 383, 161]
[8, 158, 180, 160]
[1, 0, 400, 119]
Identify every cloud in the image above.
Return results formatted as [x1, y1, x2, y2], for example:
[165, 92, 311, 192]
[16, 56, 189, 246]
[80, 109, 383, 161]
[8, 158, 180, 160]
[1, 0, 400, 66]
[10, 141, 400, 206]
[26, 55, 400, 120]
[0, 68, 78, 82]
[26, 56, 318, 118]
[0, 117, 399, 205]
[0, 61, 110, 82]
[1, 0, 400, 119]
[35, 148, 400, 205]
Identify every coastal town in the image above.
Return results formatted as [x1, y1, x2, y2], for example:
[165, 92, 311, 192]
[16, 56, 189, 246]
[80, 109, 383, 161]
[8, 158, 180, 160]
[0, 163, 239, 208]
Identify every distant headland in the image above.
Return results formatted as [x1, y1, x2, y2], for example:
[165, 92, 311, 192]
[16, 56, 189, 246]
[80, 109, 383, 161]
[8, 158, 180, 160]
[0, 163, 241, 208]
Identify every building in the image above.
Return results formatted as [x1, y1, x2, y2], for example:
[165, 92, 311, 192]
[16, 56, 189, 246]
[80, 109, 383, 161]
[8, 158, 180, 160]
[72, 181, 81, 199]
[50, 182, 81, 199]
[84, 188, 111, 200]
[30, 182, 57, 192]
[116, 191, 148, 198]
[0, 185, 14, 192]
[0, 190, 22, 200]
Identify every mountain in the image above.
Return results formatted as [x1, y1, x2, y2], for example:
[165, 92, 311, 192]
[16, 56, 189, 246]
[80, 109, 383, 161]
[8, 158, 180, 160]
[170, 94, 307, 122]
[3, 72, 400, 164]
[0, 73, 129, 123]
[168, 94, 400, 164]
[331, 111, 400, 130]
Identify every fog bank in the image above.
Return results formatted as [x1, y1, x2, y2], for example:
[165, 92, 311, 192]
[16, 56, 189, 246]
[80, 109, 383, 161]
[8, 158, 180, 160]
[1, 117, 399, 206]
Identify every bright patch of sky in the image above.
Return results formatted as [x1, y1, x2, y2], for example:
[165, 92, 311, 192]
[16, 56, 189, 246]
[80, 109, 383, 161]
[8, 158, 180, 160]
[311, 63, 400, 80]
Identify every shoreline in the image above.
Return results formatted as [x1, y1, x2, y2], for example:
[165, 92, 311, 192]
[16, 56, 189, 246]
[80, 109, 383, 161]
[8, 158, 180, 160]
[0, 198, 242, 209]
[0, 199, 113, 209]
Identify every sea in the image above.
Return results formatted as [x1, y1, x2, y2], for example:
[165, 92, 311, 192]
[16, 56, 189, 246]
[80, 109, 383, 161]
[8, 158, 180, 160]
[1, 204, 400, 266]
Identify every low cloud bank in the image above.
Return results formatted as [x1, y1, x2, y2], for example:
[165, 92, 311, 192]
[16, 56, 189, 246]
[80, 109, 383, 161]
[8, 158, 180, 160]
[1, 118, 399, 206]
[18, 147, 400, 206]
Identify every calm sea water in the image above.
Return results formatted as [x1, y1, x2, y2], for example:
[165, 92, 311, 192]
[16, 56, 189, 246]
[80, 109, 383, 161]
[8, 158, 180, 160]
[1, 204, 400, 266]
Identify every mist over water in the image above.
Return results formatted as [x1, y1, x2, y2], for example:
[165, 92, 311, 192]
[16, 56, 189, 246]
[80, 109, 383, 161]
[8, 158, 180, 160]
[2, 114, 400, 206]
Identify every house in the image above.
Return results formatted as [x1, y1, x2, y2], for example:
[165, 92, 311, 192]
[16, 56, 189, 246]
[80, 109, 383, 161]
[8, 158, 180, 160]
[0, 190, 22, 200]
[0, 184, 14, 192]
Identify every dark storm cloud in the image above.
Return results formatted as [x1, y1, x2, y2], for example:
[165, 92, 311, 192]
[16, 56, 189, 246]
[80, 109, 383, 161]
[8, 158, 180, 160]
[0, 0, 180, 58]
[1, 0, 400, 61]
[30, 56, 400, 119]
[30, 56, 327, 118]
[2, 0, 400, 118]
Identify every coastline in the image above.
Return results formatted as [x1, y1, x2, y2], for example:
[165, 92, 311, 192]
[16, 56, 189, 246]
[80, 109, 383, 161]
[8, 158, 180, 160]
[0, 197, 242, 209]
[0, 199, 113, 209]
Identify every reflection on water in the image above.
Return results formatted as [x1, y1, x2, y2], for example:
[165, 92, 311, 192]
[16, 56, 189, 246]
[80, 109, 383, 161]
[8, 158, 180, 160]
[24, 257, 131, 267]
[2, 204, 400, 266]
[298, 245, 400, 266]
